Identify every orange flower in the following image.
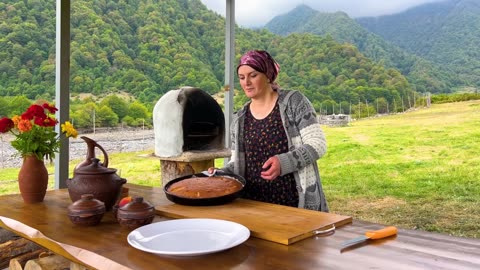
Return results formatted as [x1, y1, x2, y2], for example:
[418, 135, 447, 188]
[17, 119, 33, 132]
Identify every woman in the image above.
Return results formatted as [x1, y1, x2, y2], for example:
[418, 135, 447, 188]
[215, 50, 328, 212]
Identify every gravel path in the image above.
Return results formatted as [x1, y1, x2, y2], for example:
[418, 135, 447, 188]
[0, 129, 155, 169]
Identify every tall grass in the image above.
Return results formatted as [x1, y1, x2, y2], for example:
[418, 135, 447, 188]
[1, 101, 478, 238]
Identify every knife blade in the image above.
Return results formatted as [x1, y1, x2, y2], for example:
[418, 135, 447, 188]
[340, 226, 397, 252]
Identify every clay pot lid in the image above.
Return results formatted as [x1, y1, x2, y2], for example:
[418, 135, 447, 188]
[74, 158, 117, 175]
[117, 197, 154, 219]
[68, 194, 106, 216]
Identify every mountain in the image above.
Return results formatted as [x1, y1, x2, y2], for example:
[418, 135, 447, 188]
[0, 0, 228, 102]
[0, 0, 415, 114]
[357, 0, 480, 89]
[265, 5, 457, 93]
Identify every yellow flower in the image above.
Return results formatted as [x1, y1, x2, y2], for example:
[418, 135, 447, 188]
[61, 121, 78, 138]
[12, 115, 21, 126]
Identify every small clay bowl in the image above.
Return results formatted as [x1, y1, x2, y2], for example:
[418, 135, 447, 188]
[68, 194, 106, 226]
[117, 196, 155, 230]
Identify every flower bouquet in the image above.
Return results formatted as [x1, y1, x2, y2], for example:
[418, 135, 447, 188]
[0, 101, 78, 203]
[0, 102, 78, 161]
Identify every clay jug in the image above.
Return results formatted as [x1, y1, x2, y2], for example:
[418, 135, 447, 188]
[67, 158, 126, 211]
[18, 155, 49, 203]
[74, 136, 109, 171]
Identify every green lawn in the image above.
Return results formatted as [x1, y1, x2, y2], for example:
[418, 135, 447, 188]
[319, 100, 480, 238]
[1, 100, 479, 238]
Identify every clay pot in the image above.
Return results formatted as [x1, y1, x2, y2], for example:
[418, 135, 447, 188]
[68, 194, 106, 226]
[117, 197, 155, 230]
[18, 155, 49, 203]
[67, 158, 126, 211]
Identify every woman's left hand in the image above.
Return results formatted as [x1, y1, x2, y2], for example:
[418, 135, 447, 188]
[260, 156, 281, 181]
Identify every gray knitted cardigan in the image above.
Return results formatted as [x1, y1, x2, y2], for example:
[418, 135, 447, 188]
[222, 89, 329, 212]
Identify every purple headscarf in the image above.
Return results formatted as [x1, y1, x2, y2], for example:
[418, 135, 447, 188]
[237, 50, 280, 90]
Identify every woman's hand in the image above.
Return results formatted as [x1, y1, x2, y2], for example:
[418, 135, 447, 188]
[260, 156, 281, 181]
[207, 167, 216, 174]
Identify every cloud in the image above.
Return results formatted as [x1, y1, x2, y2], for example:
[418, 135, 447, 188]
[200, 0, 445, 27]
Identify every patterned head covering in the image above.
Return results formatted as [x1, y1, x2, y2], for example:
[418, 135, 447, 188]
[237, 50, 280, 90]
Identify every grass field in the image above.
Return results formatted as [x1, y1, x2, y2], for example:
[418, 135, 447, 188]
[319, 100, 480, 238]
[1, 100, 479, 238]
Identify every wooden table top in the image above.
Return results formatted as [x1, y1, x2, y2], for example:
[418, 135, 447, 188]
[1, 184, 479, 270]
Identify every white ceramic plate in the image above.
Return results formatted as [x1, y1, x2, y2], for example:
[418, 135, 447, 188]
[127, 218, 250, 256]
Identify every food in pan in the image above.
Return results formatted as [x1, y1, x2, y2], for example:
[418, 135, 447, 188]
[167, 176, 243, 199]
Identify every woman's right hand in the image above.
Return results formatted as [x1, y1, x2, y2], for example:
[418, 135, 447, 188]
[260, 156, 281, 181]
[207, 167, 217, 174]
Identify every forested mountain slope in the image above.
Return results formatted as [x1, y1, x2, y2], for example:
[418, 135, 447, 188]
[0, 0, 414, 113]
[357, 0, 480, 89]
[265, 5, 459, 94]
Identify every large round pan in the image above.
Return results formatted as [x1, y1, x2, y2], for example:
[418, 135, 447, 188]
[163, 172, 246, 206]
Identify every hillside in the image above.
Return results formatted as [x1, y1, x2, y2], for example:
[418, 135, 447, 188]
[1, 0, 416, 114]
[0, 0, 227, 100]
[265, 5, 458, 94]
[357, 0, 480, 89]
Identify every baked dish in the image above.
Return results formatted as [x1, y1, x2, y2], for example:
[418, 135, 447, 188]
[167, 176, 243, 199]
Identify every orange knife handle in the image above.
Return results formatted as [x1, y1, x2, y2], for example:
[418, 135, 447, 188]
[365, 226, 398, 240]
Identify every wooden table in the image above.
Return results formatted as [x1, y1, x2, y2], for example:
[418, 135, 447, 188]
[1, 184, 479, 270]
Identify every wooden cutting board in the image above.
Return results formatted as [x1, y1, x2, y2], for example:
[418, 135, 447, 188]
[155, 199, 352, 245]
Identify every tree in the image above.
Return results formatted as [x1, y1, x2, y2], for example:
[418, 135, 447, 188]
[0, 97, 9, 117]
[70, 109, 91, 128]
[100, 94, 129, 120]
[9, 96, 32, 116]
[96, 105, 119, 127]
[126, 102, 149, 124]
[74, 102, 98, 129]
[375, 97, 389, 114]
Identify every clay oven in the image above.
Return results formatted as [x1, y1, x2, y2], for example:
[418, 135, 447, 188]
[153, 87, 230, 186]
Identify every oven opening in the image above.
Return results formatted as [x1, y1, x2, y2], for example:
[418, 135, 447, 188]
[181, 89, 225, 152]
[184, 121, 220, 151]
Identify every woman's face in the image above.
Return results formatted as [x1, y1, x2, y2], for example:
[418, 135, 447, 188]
[238, 65, 271, 99]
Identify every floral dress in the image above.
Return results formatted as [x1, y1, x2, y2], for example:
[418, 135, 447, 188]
[243, 102, 299, 207]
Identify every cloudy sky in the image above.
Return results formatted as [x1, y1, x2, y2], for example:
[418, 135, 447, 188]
[200, 0, 445, 27]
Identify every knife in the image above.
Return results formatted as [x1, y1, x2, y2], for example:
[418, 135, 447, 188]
[340, 226, 397, 252]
